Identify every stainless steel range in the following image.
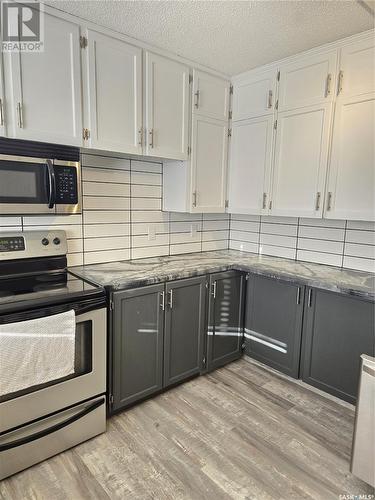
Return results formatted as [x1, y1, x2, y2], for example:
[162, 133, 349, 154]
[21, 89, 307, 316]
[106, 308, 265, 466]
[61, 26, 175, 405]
[0, 231, 107, 480]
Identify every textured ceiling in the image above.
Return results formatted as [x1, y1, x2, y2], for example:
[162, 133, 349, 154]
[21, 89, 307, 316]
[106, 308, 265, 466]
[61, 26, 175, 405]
[46, 0, 375, 75]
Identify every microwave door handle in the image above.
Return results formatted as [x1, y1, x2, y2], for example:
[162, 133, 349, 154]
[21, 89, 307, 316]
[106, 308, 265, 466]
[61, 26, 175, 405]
[46, 159, 56, 209]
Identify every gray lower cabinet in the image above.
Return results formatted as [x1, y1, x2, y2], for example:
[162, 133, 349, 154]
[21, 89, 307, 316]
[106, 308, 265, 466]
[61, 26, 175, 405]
[301, 288, 375, 404]
[245, 274, 304, 378]
[164, 277, 206, 387]
[207, 271, 245, 371]
[111, 284, 164, 412]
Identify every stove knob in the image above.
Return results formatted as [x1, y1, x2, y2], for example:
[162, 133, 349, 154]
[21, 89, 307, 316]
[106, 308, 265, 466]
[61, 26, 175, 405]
[53, 237, 61, 245]
[41, 238, 49, 246]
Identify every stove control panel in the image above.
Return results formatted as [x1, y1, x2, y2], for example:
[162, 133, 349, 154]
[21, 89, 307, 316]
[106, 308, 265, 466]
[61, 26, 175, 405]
[0, 231, 67, 261]
[0, 236, 25, 252]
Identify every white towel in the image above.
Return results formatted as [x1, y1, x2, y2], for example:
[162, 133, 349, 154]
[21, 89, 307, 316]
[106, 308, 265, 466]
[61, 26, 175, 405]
[0, 310, 76, 397]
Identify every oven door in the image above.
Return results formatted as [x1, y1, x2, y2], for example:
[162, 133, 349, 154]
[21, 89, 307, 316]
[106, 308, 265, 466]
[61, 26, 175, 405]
[0, 302, 106, 434]
[0, 155, 55, 215]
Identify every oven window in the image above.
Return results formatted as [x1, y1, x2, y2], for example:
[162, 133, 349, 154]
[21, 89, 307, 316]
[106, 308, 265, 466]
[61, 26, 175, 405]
[0, 319, 93, 403]
[0, 161, 49, 204]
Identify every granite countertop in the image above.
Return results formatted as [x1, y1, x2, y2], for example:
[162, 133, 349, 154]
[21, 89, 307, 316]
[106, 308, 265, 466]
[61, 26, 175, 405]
[69, 250, 375, 300]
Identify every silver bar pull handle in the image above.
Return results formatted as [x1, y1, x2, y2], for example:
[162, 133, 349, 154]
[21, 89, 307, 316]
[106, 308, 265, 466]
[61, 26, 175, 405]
[138, 127, 143, 146]
[315, 192, 321, 211]
[168, 289, 173, 309]
[194, 90, 200, 109]
[160, 291, 165, 311]
[325, 73, 332, 97]
[262, 192, 267, 210]
[327, 191, 333, 211]
[308, 289, 313, 308]
[149, 128, 154, 148]
[17, 102, 23, 128]
[296, 287, 301, 305]
[337, 70, 344, 95]
[192, 191, 197, 208]
[0, 98, 4, 127]
[212, 281, 217, 299]
[267, 90, 273, 109]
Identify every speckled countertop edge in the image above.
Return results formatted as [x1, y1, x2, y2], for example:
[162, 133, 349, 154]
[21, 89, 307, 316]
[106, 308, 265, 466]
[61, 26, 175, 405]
[69, 250, 375, 301]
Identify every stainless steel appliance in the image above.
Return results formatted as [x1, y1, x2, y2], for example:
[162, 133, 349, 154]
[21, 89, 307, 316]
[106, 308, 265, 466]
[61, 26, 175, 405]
[351, 354, 375, 487]
[0, 231, 106, 480]
[0, 138, 81, 215]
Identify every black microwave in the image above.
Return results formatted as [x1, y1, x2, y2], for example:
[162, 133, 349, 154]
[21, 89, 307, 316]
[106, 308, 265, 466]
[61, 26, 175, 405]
[0, 139, 81, 215]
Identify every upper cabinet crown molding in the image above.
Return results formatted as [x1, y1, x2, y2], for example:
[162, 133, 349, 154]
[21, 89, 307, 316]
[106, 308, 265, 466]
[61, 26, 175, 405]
[82, 29, 143, 155]
[144, 52, 190, 161]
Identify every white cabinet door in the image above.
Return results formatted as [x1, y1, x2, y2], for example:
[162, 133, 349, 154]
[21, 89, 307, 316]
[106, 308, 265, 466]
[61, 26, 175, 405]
[270, 103, 332, 217]
[337, 37, 375, 99]
[278, 51, 337, 111]
[191, 115, 228, 213]
[145, 52, 189, 160]
[84, 30, 142, 155]
[232, 69, 276, 121]
[0, 51, 5, 137]
[8, 11, 82, 146]
[228, 116, 274, 215]
[326, 95, 375, 221]
[192, 70, 230, 121]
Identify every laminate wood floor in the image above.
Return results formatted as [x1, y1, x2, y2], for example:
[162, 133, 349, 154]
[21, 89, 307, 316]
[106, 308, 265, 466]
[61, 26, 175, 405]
[1, 358, 374, 500]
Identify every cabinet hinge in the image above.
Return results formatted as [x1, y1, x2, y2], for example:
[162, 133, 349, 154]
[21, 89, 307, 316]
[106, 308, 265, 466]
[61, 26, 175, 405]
[274, 120, 277, 130]
[229, 84, 233, 95]
[228, 128, 232, 138]
[109, 299, 114, 311]
[228, 110, 232, 120]
[109, 394, 114, 405]
[83, 128, 90, 140]
[225, 199, 229, 209]
[277, 70, 280, 81]
[275, 99, 279, 110]
[189, 74, 193, 84]
[80, 35, 88, 49]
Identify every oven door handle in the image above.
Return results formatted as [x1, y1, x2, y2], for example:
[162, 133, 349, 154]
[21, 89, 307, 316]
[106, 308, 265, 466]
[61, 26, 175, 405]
[46, 159, 56, 209]
[0, 397, 105, 452]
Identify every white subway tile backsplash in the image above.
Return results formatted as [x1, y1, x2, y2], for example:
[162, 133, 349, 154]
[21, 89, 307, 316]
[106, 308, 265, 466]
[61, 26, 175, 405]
[131, 160, 162, 173]
[299, 217, 346, 229]
[344, 243, 375, 260]
[83, 211, 130, 224]
[170, 242, 201, 255]
[132, 246, 169, 259]
[0, 216, 22, 226]
[84, 249, 131, 265]
[297, 250, 343, 267]
[84, 224, 130, 238]
[343, 256, 375, 273]
[81, 154, 130, 170]
[0, 226, 22, 232]
[230, 240, 258, 253]
[346, 221, 375, 231]
[261, 215, 298, 225]
[83, 182, 130, 197]
[83, 196, 130, 211]
[131, 222, 169, 236]
[85, 236, 130, 252]
[260, 233, 297, 248]
[131, 172, 162, 186]
[202, 219, 229, 231]
[231, 214, 260, 222]
[131, 197, 161, 211]
[202, 230, 229, 242]
[132, 185, 162, 198]
[346, 229, 375, 245]
[261, 222, 298, 237]
[298, 225, 345, 242]
[82, 167, 130, 184]
[132, 234, 169, 248]
[170, 231, 201, 245]
[259, 245, 296, 259]
[230, 220, 260, 233]
[231, 230, 259, 244]
[170, 221, 202, 233]
[202, 240, 228, 251]
[297, 237, 344, 255]
[23, 215, 82, 226]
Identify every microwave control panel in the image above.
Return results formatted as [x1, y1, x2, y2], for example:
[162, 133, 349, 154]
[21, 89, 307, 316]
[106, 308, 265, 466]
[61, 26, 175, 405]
[55, 166, 78, 204]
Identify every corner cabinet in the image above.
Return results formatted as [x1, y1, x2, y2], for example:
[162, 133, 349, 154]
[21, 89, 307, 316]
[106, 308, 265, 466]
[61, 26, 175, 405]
[6, 9, 82, 146]
[144, 52, 189, 160]
[245, 274, 304, 378]
[163, 71, 230, 213]
[207, 271, 245, 371]
[301, 288, 375, 404]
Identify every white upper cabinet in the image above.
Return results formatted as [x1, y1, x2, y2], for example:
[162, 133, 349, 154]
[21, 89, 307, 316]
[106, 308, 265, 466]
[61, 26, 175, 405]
[232, 69, 277, 121]
[192, 70, 230, 121]
[337, 38, 375, 99]
[191, 115, 228, 213]
[325, 36, 375, 221]
[270, 103, 332, 218]
[0, 51, 5, 137]
[145, 52, 189, 160]
[278, 51, 337, 111]
[228, 116, 273, 215]
[8, 11, 82, 146]
[84, 30, 142, 155]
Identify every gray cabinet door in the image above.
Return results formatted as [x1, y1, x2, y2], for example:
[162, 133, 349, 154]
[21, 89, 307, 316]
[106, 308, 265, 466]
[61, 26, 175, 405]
[164, 277, 206, 387]
[302, 288, 375, 404]
[112, 284, 164, 411]
[245, 274, 304, 378]
[207, 271, 245, 371]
